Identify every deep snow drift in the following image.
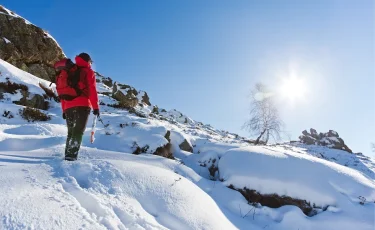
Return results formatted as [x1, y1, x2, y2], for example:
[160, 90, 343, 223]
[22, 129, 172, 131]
[0, 58, 374, 230]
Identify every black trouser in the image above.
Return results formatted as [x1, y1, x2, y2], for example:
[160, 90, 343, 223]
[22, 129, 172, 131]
[65, 106, 90, 159]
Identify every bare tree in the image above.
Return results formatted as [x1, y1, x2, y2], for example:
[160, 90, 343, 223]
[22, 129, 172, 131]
[243, 83, 283, 145]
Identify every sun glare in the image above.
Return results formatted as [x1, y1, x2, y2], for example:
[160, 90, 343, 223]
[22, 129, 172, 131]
[280, 76, 307, 102]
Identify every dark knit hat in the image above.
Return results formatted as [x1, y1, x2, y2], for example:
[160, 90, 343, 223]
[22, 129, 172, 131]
[77, 52, 92, 63]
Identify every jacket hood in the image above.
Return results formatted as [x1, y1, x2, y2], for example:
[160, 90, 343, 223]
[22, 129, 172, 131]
[75, 56, 91, 68]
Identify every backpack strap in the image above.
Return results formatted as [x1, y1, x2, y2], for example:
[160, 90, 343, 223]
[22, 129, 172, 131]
[73, 67, 83, 96]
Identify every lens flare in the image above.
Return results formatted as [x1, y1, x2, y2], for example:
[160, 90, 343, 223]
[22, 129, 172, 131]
[280, 76, 307, 102]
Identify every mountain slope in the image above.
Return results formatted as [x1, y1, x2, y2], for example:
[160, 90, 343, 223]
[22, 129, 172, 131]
[0, 58, 374, 230]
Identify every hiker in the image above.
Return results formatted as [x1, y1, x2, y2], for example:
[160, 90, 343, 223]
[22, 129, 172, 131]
[57, 53, 99, 161]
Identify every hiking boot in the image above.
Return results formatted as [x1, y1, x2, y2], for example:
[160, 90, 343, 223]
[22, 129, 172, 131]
[64, 156, 77, 161]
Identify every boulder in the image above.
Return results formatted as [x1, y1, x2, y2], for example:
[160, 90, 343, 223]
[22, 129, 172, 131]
[24, 94, 46, 110]
[179, 139, 193, 153]
[0, 6, 65, 81]
[154, 143, 173, 159]
[15, 92, 48, 110]
[310, 128, 319, 139]
[327, 130, 339, 137]
[299, 135, 316, 145]
[302, 130, 309, 136]
[112, 82, 138, 108]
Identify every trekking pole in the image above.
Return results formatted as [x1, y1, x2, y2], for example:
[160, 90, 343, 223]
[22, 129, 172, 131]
[90, 115, 98, 143]
[97, 115, 108, 128]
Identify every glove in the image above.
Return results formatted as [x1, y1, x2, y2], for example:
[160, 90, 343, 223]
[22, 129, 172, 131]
[93, 109, 100, 117]
[62, 113, 66, 120]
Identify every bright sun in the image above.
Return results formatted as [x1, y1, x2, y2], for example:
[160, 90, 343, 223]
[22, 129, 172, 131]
[280, 76, 307, 102]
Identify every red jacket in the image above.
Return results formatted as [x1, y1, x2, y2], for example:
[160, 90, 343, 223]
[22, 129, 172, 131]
[61, 56, 99, 112]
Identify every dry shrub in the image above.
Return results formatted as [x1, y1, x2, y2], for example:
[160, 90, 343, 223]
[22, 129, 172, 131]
[227, 185, 319, 216]
[132, 142, 149, 155]
[0, 80, 28, 94]
[19, 107, 51, 122]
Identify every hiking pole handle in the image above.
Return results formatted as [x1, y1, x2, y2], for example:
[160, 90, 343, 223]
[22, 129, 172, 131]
[90, 115, 97, 143]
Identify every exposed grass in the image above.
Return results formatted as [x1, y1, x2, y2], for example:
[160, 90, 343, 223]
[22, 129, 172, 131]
[0, 80, 28, 94]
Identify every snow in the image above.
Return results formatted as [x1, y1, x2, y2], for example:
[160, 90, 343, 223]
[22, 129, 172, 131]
[0, 146, 237, 229]
[136, 90, 146, 104]
[97, 83, 112, 94]
[0, 59, 52, 96]
[219, 146, 375, 206]
[0, 58, 374, 230]
[0, 7, 32, 25]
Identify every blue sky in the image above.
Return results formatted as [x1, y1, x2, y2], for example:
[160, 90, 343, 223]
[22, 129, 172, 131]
[3, 0, 374, 156]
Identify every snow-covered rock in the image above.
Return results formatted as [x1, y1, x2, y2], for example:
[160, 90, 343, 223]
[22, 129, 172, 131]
[299, 128, 353, 153]
[0, 59, 56, 110]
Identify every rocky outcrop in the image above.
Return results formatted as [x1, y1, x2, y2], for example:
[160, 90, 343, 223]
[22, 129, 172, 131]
[299, 129, 352, 153]
[112, 82, 152, 108]
[95, 71, 113, 88]
[112, 82, 139, 108]
[0, 6, 65, 81]
[140, 91, 151, 106]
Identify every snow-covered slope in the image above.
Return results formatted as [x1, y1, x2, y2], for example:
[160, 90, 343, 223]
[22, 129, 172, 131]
[0, 59, 374, 230]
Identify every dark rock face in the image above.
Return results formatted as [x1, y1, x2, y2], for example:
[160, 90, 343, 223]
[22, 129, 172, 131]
[16, 93, 47, 110]
[179, 139, 193, 153]
[227, 185, 320, 216]
[164, 130, 171, 142]
[299, 128, 352, 153]
[154, 143, 174, 159]
[0, 6, 65, 81]
[310, 128, 319, 139]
